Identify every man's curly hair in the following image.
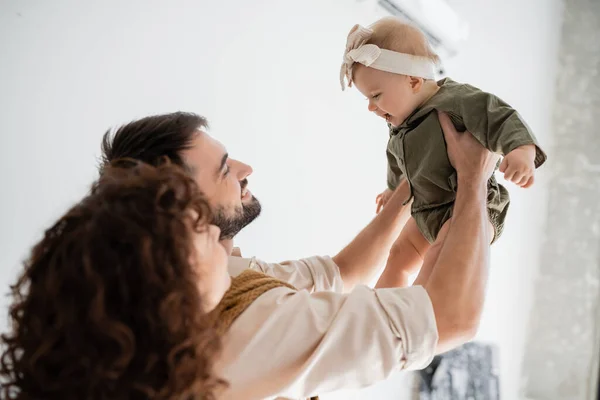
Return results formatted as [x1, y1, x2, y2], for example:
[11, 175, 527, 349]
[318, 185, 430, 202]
[0, 160, 226, 400]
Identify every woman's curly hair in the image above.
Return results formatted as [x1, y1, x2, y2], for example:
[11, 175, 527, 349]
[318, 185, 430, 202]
[0, 160, 226, 400]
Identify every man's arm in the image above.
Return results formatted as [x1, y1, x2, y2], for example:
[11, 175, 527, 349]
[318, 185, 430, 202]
[425, 180, 489, 353]
[217, 284, 437, 399]
[225, 180, 410, 293]
[332, 178, 412, 291]
[421, 111, 499, 353]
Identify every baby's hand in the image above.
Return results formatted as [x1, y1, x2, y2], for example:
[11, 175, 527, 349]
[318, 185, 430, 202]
[376, 188, 393, 214]
[499, 144, 536, 188]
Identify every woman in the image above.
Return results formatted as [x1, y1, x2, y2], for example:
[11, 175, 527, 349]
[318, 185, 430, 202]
[1, 160, 231, 399]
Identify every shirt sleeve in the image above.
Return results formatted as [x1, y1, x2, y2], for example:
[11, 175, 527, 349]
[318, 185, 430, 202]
[215, 284, 438, 400]
[227, 255, 344, 293]
[450, 84, 547, 168]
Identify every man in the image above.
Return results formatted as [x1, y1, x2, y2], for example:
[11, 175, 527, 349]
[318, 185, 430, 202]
[100, 112, 412, 292]
[100, 111, 496, 399]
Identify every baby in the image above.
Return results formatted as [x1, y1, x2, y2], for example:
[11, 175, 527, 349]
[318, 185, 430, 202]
[340, 17, 547, 288]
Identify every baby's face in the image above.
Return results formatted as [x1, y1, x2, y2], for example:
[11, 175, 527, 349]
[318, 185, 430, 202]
[353, 64, 422, 127]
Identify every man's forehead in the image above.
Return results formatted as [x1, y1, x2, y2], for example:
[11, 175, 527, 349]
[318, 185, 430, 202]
[197, 130, 226, 152]
[183, 130, 227, 170]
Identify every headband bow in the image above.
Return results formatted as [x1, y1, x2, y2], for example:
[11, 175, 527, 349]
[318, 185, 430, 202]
[340, 24, 437, 90]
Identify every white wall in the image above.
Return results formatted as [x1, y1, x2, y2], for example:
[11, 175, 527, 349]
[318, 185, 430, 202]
[0, 0, 562, 399]
[441, 1, 563, 399]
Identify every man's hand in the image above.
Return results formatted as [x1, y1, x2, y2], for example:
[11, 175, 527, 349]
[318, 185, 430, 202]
[438, 111, 499, 185]
[375, 188, 393, 214]
[499, 144, 536, 188]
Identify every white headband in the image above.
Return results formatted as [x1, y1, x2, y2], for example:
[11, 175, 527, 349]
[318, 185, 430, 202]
[340, 24, 436, 90]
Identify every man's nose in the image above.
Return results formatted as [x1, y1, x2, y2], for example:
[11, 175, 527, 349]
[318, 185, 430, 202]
[231, 159, 253, 180]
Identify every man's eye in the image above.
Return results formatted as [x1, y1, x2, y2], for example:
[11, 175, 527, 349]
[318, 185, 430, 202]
[223, 166, 230, 176]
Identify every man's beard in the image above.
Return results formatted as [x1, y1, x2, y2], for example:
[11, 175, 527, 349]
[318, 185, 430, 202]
[211, 196, 262, 240]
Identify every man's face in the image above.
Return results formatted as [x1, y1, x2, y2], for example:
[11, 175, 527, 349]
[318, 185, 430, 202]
[181, 131, 261, 239]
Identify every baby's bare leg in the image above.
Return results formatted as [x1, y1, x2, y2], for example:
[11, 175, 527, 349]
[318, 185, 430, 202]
[376, 217, 430, 288]
[413, 219, 495, 287]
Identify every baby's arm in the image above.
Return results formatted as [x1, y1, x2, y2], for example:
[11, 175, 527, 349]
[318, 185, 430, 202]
[451, 85, 547, 187]
[499, 144, 537, 187]
[377, 147, 406, 212]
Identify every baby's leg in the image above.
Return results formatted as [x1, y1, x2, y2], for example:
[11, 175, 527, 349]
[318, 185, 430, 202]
[413, 221, 450, 287]
[413, 218, 495, 287]
[376, 217, 431, 288]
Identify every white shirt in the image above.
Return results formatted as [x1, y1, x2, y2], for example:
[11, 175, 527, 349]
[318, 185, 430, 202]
[216, 256, 438, 399]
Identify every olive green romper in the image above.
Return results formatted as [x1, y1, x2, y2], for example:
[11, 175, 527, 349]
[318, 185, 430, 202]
[386, 78, 547, 243]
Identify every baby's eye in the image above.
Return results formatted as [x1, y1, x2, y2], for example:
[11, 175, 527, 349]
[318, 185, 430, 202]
[372, 93, 381, 100]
